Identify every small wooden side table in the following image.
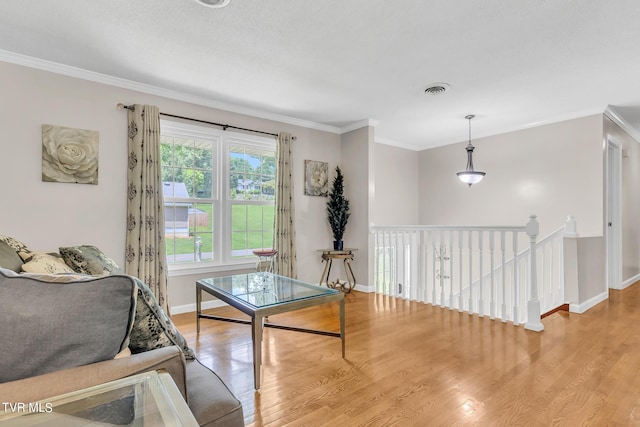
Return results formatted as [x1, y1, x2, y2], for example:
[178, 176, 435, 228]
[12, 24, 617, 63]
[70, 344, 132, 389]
[318, 248, 357, 293]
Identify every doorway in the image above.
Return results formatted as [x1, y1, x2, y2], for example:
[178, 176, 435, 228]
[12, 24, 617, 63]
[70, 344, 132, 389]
[606, 138, 622, 290]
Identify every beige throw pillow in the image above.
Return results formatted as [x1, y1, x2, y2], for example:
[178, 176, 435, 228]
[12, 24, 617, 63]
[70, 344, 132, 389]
[21, 252, 75, 274]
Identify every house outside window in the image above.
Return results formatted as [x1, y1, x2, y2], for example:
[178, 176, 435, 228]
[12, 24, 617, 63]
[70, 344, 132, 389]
[161, 120, 275, 269]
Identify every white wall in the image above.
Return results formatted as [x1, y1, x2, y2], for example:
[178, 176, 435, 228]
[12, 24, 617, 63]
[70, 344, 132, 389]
[340, 126, 373, 287]
[372, 142, 419, 225]
[0, 61, 341, 310]
[418, 115, 604, 238]
[0, 63, 129, 259]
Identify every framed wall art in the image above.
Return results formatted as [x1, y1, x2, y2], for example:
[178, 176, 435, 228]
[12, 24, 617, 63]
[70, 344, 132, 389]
[304, 160, 328, 196]
[42, 124, 99, 185]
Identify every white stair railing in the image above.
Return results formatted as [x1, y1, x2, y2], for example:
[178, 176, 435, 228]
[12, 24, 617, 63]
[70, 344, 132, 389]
[371, 215, 568, 332]
[465, 223, 567, 321]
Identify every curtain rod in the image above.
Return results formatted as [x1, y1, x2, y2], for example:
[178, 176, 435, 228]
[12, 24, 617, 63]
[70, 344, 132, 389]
[117, 103, 295, 140]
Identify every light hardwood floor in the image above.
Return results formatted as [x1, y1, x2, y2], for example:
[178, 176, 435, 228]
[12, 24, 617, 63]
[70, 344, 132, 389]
[172, 283, 640, 426]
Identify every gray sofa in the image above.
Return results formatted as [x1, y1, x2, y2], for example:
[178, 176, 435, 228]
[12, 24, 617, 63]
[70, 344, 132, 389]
[0, 239, 244, 427]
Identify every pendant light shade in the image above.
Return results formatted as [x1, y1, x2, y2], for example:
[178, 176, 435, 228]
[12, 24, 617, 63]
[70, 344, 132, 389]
[194, 0, 230, 7]
[456, 115, 485, 187]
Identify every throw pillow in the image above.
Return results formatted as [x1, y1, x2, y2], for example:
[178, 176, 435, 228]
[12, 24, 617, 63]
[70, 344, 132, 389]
[0, 268, 137, 383]
[59, 245, 122, 276]
[20, 252, 76, 274]
[0, 241, 23, 272]
[114, 347, 131, 359]
[128, 277, 195, 360]
[0, 235, 31, 255]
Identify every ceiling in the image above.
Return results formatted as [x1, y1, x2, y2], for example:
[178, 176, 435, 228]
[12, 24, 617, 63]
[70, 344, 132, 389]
[1, 0, 640, 150]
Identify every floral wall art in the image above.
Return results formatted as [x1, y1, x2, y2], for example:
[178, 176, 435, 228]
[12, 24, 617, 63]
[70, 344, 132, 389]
[304, 160, 328, 196]
[42, 124, 99, 184]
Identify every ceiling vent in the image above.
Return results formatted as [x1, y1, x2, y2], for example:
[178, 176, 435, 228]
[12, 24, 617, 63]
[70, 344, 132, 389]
[194, 0, 231, 7]
[424, 83, 451, 96]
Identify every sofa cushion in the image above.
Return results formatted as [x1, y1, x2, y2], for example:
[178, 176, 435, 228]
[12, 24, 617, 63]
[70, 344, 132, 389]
[59, 245, 122, 276]
[20, 252, 76, 274]
[0, 241, 23, 272]
[129, 277, 196, 360]
[0, 347, 187, 404]
[0, 268, 137, 383]
[17, 272, 93, 283]
[186, 359, 244, 427]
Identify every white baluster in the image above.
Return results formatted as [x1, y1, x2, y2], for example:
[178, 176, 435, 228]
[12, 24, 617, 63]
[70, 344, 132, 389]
[419, 230, 425, 303]
[478, 230, 484, 317]
[394, 231, 399, 298]
[399, 230, 405, 298]
[373, 230, 380, 293]
[513, 232, 519, 325]
[557, 231, 565, 310]
[490, 231, 495, 320]
[501, 231, 507, 322]
[432, 231, 437, 306]
[439, 230, 445, 307]
[383, 231, 388, 295]
[425, 230, 431, 304]
[548, 242, 553, 311]
[458, 230, 464, 312]
[468, 230, 474, 315]
[449, 230, 454, 310]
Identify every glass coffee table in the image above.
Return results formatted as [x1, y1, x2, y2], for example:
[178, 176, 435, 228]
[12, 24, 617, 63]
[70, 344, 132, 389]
[0, 371, 198, 426]
[196, 273, 345, 390]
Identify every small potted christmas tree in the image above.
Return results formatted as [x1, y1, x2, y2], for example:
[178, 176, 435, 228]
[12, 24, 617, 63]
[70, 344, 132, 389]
[326, 166, 350, 250]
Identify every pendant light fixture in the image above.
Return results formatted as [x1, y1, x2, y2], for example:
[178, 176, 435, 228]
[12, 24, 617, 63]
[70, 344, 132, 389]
[456, 114, 485, 187]
[193, 0, 230, 7]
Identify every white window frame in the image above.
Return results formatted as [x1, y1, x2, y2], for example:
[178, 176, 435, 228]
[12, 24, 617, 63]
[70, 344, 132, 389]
[161, 119, 276, 275]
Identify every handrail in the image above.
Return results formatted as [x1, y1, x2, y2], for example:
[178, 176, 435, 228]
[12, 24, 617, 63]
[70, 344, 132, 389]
[466, 224, 566, 290]
[371, 224, 526, 232]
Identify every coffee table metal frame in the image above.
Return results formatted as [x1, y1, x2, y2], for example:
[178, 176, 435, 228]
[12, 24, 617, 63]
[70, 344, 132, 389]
[196, 273, 345, 390]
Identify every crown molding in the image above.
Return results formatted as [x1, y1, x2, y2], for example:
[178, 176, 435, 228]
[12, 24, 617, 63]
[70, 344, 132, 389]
[375, 137, 423, 151]
[604, 105, 640, 144]
[0, 49, 343, 135]
[340, 118, 379, 134]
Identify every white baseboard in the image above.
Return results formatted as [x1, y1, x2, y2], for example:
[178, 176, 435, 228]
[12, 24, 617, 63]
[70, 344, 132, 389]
[354, 283, 374, 293]
[569, 291, 609, 314]
[621, 273, 640, 290]
[320, 282, 374, 293]
[171, 299, 227, 315]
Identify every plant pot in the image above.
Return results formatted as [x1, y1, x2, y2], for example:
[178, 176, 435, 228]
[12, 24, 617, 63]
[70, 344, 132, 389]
[333, 240, 343, 250]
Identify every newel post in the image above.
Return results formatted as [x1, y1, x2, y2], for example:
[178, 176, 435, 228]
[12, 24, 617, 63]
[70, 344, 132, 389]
[524, 215, 544, 331]
[564, 215, 578, 238]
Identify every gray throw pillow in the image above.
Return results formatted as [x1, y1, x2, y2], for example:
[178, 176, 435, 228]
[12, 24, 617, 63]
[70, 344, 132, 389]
[0, 235, 31, 255]
[0, 241, 23, 272]
[0, 268, 137, 383]
[59, 245, 123, 276]
[128, 277, 195, 360]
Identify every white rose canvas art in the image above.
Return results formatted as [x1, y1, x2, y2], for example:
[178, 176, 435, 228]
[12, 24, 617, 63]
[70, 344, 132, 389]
[42, 124, 99, 184]
[304, 160, 328, 196]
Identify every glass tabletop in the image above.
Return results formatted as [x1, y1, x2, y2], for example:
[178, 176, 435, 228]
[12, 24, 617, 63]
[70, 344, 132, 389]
[198, 272, 339, 308]
[0, 371, 197, 426]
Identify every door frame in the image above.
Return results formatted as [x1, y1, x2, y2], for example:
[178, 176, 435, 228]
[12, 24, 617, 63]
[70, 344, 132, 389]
[605, 137, 622, 290]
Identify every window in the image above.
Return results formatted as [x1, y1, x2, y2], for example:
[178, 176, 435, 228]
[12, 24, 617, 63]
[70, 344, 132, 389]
[161, 120, 276, 267]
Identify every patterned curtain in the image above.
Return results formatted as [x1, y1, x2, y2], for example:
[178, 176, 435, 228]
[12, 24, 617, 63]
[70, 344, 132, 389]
[126, 105, 169, 314]
[274, 132, 297, 278]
